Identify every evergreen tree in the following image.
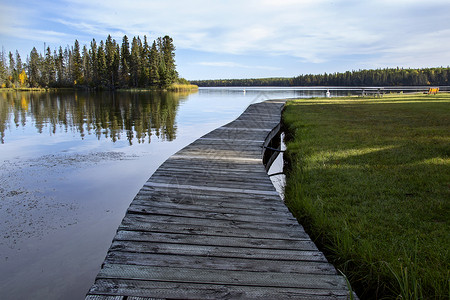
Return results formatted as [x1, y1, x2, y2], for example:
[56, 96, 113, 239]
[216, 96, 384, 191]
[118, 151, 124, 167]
[8, 52, 16, 84]
[43, 47, 55, 86]
[72, 40, 83, 85]
[161, 35, 177, 84]
[130, 36, 142, 87]
[28, 47, 41, 87]
[120, 35, 131, 87]
[55, 46, 65, 87]
[148, 41, 160, 86]
[0, 55, 7, 87]
[64, 47, 72, 85]
[105, 35, 118, 87]
[97, 41, 107, 87]
[82, 45, 91, 85]
[15, 50, 23, 74]
[140, 35, 150, 86]
[90, 39, 98, 86]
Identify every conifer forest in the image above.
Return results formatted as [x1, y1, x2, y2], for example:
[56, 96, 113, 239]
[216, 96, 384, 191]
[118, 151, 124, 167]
[0, 35, 178, 89]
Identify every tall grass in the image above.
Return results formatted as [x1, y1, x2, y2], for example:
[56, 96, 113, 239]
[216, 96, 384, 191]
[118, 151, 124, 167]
[283, 93, 449, 299]
[166, 83, 199, 92]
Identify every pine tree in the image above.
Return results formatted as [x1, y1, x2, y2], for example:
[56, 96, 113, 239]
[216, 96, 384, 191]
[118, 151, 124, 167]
[72, 40, 83, 85]
[28, 47, 40, 87]
[55, 46, 65, 87]
[161, 35, 177, 84]
[149, 41, 160, 86]
[82, 45, 90, 85]
[43, 47, 55, 86]
[140, 35, 150, 86]
[90, 39, 98, 86]
[8, 52, 16, 84]
[105, 35, 118, 87]
[97, 41, 107, 87]
[130, 36, 142, 87]
[0, 54, 7, 87]
[120, 35, 131, 87]
[15, 50, 23, 74]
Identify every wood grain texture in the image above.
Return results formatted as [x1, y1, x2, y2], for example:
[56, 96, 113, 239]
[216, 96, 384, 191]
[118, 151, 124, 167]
[86, 100, 355, 299]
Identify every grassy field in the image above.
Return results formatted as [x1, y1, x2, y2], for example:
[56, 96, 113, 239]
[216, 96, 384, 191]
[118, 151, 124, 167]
[283, 93, 449, 299]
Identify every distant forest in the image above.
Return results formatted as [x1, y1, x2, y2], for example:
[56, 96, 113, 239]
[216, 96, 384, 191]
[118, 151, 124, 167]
[0, 35, 181, 89]
[192, 67, 450, 87]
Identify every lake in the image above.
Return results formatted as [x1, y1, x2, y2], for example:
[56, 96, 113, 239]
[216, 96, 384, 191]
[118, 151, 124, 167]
[0, 87, 391, 299]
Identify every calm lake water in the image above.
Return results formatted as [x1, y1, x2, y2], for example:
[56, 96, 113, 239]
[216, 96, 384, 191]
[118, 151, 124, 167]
[0, 87, 363, 299]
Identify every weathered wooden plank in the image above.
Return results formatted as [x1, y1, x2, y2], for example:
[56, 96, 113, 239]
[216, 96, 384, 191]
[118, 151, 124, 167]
[132, 193, 290, 213]
[96, 264, 347, 290]
[118, 220, 309, 240]
[89, 278, 350, 300]
[104, 251, 336, 274]
[114, 230, 312, 250]
[130, 199, 294, 218]
[137, 186, 284, 202]
[145, 177, 277, 191]
[143, 182, 280, 196]
[120, 213, 308, 235]
[109, 241, 322, 260]
[126, 205, 297, 224]
[150, 169, 270, 181]
[85, 296, 124, 300]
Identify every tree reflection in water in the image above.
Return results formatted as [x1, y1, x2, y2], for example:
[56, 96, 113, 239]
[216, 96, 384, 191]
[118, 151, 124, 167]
[0, 90, 193, 145]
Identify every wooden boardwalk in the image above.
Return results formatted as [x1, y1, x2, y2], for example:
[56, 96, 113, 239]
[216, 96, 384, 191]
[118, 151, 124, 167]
[86, 100, 353, 299]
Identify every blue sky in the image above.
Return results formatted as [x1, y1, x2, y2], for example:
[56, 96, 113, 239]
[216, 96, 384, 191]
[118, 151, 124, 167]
[1, 0, 450, 80]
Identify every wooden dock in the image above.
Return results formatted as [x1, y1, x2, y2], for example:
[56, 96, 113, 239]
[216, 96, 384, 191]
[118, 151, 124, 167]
[86, 100, 353, 299]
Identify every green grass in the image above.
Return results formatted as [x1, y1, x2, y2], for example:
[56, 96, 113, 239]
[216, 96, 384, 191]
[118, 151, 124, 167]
[283, 93, 449, 299]
[166, 83, 199, 91]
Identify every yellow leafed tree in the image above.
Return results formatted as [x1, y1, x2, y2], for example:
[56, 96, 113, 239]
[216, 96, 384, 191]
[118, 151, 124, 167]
[18, 70, 27, 87]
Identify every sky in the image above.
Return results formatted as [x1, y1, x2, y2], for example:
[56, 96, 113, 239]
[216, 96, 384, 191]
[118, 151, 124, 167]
[1, 0, 450, 80]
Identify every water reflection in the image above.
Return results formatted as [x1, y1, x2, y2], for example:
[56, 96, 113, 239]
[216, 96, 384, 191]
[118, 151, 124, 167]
[0, 90, 193, 145]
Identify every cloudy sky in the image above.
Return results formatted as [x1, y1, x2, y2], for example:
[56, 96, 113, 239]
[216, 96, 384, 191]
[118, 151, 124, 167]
[1, 0, 449, 80]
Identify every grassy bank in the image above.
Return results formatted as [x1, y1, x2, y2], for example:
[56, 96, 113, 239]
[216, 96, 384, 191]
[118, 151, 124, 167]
[0, 87, 60, 92]
[166, 83, 198, 92]
[283, 93, 449, 299]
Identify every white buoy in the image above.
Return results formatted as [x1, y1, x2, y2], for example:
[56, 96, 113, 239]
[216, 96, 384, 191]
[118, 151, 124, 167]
[326, 89, 331, 98]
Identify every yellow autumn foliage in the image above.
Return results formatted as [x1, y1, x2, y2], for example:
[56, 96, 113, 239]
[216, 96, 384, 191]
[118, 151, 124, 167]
[19, 70, 27, 87]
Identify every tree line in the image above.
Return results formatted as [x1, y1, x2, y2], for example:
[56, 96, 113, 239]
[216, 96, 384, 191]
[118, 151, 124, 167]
[0, 35, 179, 89]
[191, 67, 450, 87]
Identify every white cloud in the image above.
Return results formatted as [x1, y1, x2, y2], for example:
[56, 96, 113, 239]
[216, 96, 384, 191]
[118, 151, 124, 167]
[198, 61, 281, 70]
[50, 0, 448, 64]
[2, 0, 450, 71]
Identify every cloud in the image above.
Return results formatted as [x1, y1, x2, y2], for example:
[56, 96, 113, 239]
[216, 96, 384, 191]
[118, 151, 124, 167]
[2, 0, 450, 72]
[48, 0, 449, 64]
[198, 61, 281, 70]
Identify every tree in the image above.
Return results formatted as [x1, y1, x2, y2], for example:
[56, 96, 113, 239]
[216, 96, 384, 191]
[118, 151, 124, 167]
[8, 51, 17, 85]
[0, 51, 7, 87]
[90, 39, 98, 86]
[130, 36, 142, 87]
[18, 69, 27, 87]
[161, 35, 177, 84]
[42, 47, 55, 87]
[28, 47, 41, 87]
[97, 41, 107, 87]
[55, 46, 65, 87]
[72, 40, 83, 85]
[148, 41, 160, 86]
[15, 50, 23, 74]
[120, 35, 131, 87]
[82, 45, 91, 85]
